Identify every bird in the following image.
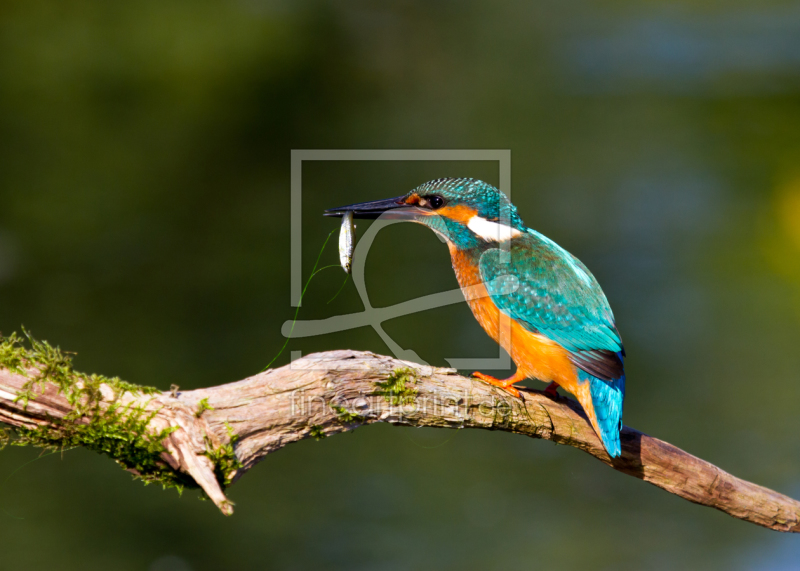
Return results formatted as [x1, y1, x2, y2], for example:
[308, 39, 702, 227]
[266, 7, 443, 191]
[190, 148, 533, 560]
[325, 178, 625, 458]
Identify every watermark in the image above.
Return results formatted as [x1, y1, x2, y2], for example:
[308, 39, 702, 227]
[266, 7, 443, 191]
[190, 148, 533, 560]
[290, 387, 522, 425]
[286, 149, 515, 370]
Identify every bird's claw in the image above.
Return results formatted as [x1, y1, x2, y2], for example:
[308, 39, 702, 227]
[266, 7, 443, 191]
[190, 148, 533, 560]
[472, 372, 522, 398]
[543, 381, 560, 398]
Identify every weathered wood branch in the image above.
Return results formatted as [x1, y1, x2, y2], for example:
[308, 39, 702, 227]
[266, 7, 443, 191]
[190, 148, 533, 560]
[1, 345, 798, 532]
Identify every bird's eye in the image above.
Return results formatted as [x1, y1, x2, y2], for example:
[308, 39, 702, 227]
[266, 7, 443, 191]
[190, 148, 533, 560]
[428, 195, 445, 209]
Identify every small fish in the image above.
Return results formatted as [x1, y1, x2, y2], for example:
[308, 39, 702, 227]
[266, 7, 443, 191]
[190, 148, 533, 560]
[338, 211, 355, 274]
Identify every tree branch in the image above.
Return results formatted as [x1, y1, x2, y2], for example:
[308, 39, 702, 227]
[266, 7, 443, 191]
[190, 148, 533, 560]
[0, 338, 797, 532]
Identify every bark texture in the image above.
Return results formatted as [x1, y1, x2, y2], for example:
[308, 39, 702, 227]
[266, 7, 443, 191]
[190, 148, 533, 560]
[1, 348, 798, 532]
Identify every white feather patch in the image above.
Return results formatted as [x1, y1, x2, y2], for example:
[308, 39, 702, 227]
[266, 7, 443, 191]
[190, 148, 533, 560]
[467, 216, 522, 242]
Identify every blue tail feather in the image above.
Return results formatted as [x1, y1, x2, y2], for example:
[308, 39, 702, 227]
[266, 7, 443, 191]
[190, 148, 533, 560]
[577, 353, 625, 457]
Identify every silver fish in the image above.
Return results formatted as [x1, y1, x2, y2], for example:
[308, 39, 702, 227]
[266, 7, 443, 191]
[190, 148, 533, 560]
[338, 211, 355, 274]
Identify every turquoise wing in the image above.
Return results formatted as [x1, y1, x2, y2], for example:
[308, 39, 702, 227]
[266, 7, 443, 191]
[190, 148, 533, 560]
[478, 231, 626, 457]
[478, 233, 624, 380]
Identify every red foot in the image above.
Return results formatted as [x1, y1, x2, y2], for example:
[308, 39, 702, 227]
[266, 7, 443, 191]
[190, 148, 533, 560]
[543, 381, 560, 398]
[472, 372, 522, 398]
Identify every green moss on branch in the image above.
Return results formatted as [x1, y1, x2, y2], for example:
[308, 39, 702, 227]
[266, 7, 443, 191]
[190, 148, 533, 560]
[332, 405, 365, 424]
[0, 331, 188, 490]
[309, 425, 326, 440]
[195, 397, 214, 417]
[203, 422, 242, 487]
[374, 367, 417, 406]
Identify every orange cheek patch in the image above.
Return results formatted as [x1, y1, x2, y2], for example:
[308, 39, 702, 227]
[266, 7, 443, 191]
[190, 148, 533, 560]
[404, 193, 421, 205]
[438, 204, 478, 224]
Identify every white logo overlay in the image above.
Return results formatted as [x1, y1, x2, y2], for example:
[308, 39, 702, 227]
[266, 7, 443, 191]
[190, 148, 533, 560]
[286, 149, 519, 385]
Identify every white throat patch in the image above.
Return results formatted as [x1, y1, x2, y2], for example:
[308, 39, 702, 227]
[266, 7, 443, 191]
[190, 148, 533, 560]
[467, 216, 522, 242]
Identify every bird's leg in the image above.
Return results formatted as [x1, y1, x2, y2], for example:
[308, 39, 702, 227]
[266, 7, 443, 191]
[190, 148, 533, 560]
[543, 381, 560, 397]
[472, 370, 527, 398]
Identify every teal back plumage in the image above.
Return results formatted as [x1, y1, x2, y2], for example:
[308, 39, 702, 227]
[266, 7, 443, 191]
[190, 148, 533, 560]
[477, 231, 626, 456]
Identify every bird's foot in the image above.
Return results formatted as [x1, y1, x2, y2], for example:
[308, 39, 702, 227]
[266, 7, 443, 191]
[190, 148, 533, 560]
[472, 372, 522, 398]
[543, 381, 560, 398]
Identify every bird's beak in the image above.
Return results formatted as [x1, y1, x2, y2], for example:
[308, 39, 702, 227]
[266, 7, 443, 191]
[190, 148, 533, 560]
[324, 196, 417, 220]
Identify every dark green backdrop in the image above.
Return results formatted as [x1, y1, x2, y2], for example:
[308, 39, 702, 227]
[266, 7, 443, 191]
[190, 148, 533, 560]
[2, 1, 800, 569]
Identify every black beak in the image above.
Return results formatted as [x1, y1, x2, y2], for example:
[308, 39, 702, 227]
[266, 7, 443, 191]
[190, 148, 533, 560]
[324, 196, 409, 219]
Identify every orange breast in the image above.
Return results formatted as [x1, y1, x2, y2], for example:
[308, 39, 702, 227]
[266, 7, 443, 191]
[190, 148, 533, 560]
[448, 246, 581, 394]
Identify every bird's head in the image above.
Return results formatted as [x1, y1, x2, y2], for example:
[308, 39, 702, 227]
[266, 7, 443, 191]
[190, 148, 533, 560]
[325, 178, 525, 249]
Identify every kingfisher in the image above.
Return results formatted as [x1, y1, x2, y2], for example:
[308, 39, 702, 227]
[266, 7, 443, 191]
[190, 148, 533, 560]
[325, 178, 626, 457]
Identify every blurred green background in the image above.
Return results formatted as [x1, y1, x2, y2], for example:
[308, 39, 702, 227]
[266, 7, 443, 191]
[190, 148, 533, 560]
[2, 1, 800, 569]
